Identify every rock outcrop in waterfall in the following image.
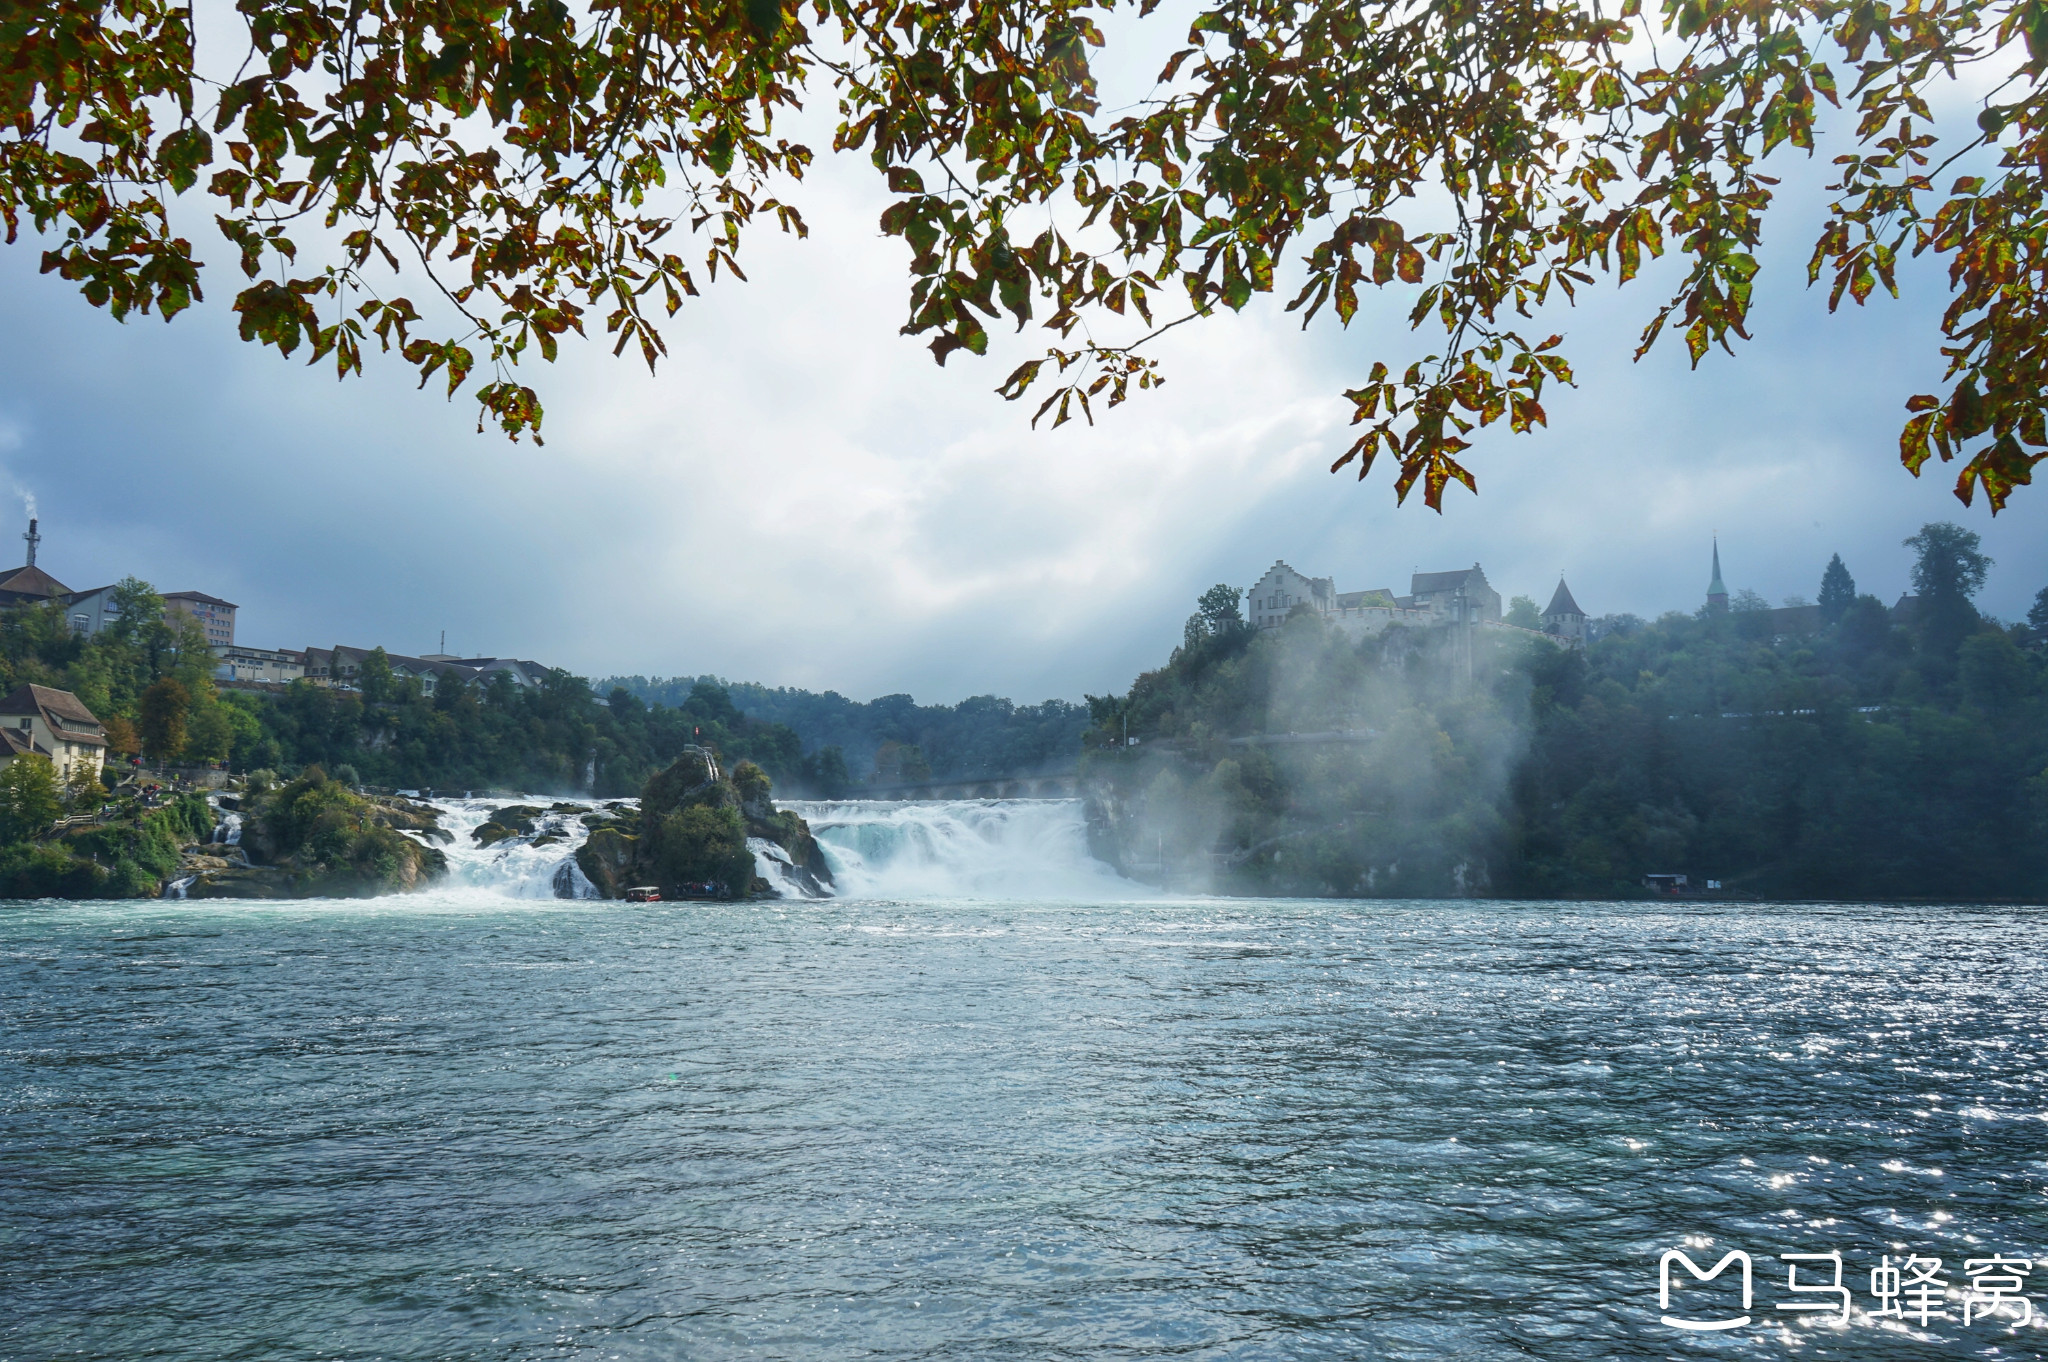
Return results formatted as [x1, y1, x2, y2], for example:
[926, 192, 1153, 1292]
[575, 747, 831, 899]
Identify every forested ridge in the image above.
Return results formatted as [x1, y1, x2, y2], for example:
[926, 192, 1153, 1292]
[602, 678, 1087, 786]
[0, 586, 1075, 807]
[1082, 526, 2048, 900]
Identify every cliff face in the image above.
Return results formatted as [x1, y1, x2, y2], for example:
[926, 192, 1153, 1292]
[575, 750, 832, 899]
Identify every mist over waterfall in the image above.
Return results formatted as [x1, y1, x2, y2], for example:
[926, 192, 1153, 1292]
[423, 800, 601, 899]
[788, 799, 1139, 901]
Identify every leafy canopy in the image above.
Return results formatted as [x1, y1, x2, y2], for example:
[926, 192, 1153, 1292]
[7, 0, 2048, 507]
[0, 754, 60, 844]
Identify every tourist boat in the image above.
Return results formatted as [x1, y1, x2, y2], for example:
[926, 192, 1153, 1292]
[623, 886, 661, 903]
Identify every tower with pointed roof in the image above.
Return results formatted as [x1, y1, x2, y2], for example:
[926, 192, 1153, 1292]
[1541, 576, 1587, 646]
[1706, 538, 1729, 611]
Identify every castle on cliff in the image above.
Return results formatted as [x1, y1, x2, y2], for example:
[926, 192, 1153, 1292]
[1246, 560, 1586, 646]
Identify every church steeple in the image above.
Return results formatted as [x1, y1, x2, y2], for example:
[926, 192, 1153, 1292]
[1706, 537, 1728, 610]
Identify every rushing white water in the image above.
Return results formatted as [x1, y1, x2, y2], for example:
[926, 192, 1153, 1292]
[787, 799, 1139, 901]
[212, 810, 243, 846]
[421, 798, 604, 899]
[412, 798, 826, 901]
[749, 837, 826, 899]
[378, 795, 1130, 903]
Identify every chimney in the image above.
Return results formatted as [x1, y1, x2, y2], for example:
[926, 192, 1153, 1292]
[23, 518, 38, 568]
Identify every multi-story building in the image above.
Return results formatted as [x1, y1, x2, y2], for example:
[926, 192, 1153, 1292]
[303, 646, 486, 697]
[452, 657, 550, 690]
[1246, 561, 1335, 629]
[1248, 559, 1509, 639]
[64, 584, 119, 636]
[163, 591, 237, 647]
[1405, 564, 1503, 624]
[0, 684, 107, 784]
[0, 519, 242, 648]
[213, 645, 306, 686]
[68, 584, 238, 643]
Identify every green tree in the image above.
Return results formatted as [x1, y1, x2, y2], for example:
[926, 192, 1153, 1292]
[649, 805, 754, 897]
[358, 647, 395, 704]
[0, 755, 61, 845]
[184, 699, 234, 764]
[2029, 586, 2048, 637]
[1818, 554, 1856, 624]
[797, 745, 851, 799]
[731, 760, 772, 805]
[105, 579, 164, 638]
[1506, 595, 1542, 629]
[105, 579, 172, 681]
[1198, 585, 1245, 634]
[1959, 632, 2034, 715]
[164, 613, 215, 689]
[435, 673, 475, 714]
[16, 0, 2048, 508]
[138, 678, 191, 764]
[216, 700, 266, 768]
[1904, 521, 1993, 666]
[63, 766, 109, 812]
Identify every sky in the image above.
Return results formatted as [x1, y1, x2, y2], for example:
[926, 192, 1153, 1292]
[3, 47, 2043, 705]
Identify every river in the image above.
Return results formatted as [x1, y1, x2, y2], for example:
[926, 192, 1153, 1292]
[2, 806, 2044, 1358]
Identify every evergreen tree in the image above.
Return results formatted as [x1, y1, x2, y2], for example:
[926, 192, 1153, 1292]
[2029, 585, 2048, 637]
[1818, 554, 1856, 624]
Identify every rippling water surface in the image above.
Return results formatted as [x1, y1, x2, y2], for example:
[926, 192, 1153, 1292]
[4, 896, 2045, 1360]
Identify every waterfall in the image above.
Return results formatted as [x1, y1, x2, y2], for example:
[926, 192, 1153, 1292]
[417, 798, 605, 899]
[212, 810, 243, 845]
[786, 798, 1137, 901]
[164, 875, 195, 899]
[749, 837, 827, 899]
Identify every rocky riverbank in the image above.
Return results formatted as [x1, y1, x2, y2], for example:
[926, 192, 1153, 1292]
[1, 748, 830, 902]
[178, 767, 448, 898]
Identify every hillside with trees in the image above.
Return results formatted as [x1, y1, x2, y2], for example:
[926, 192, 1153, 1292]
[0, 593, 819, 802]
[1083, 524, 2048, 900]
[601, 678, 1087, 789]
